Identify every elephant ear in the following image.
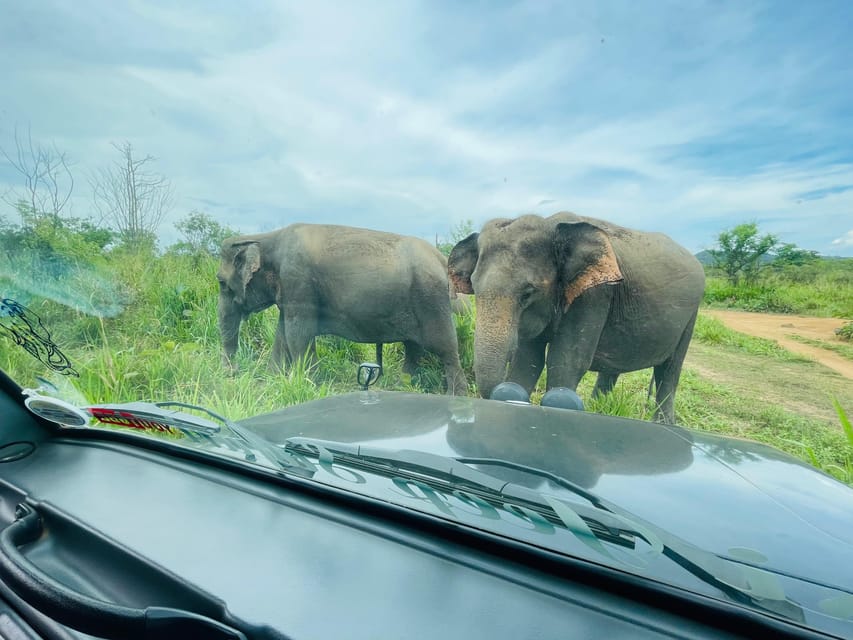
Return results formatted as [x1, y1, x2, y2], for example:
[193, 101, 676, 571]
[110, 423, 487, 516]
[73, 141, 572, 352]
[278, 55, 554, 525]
[553, 222, 623, 310]
[233, 242, 261, 297]
[447, 232, 479, 295]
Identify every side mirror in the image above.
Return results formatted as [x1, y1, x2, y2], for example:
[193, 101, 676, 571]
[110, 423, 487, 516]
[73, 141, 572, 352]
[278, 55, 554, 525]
[357, 362, 382, 391]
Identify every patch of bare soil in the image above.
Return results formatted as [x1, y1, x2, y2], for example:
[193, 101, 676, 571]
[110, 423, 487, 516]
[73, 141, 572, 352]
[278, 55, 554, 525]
[704, 310, 853, 380]
[685, 341, 853, 425]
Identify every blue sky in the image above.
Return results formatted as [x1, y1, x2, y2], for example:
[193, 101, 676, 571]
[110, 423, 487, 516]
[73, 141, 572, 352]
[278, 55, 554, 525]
[1, 0, 852, 255]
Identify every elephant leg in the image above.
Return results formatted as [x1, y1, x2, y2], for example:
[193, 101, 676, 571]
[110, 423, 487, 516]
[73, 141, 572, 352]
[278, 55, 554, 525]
[284, 312, 318, 368]
[270, 308, 288, 370]
[418, 316, 468, 396]
[546, 287, 612, 391]
[593, 372, 619, 397]
[506, 335, 547, 393]
[402, 341, 425, 376]
[375, 343, 384, 372]
[652, 310, 697, 424]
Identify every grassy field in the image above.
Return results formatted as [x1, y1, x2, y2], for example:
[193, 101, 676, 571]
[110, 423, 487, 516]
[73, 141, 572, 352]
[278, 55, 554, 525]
[791, 335, 853, 361]
[703, 259, 853, 317]
[2, 249, 852, 483]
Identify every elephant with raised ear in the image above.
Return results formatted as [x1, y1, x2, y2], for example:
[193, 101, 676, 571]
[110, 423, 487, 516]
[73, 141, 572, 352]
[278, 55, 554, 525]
[448, 212, 705, 423]
[217, 223, 468, 395]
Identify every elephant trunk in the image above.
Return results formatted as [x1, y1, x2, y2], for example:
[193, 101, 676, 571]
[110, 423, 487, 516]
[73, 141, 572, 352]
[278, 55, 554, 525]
[473, 296, 518, 398]
[218, 297, 242, 370]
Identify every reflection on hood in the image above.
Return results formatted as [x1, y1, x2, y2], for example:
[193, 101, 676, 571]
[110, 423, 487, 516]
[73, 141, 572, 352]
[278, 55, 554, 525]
[241, 391, 694, 489]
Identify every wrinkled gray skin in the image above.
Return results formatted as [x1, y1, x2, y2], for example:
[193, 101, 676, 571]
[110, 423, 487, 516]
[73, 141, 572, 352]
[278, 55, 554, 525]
[218, 224, 467, 395]
[448, 213, 705, 423]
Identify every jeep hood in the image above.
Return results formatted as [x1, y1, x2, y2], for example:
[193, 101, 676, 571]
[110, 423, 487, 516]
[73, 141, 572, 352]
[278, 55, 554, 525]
[241, 391, 853, 629]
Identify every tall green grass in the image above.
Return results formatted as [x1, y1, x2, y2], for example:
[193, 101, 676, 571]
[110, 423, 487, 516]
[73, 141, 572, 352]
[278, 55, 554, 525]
[703, 260, 853, 317]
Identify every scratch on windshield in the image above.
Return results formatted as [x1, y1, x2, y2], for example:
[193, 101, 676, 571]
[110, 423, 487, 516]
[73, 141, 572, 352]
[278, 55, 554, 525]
[0, 298, 78, 376]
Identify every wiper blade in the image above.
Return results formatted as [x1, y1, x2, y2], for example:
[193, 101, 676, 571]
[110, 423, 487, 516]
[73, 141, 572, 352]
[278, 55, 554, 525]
[283, 437, 648, 548]
[283, 437, 805, 621]
[454, 456, 609, 511]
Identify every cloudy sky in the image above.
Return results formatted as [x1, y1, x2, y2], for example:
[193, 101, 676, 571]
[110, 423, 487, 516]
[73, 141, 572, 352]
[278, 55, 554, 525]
[1, 0, 852, 255]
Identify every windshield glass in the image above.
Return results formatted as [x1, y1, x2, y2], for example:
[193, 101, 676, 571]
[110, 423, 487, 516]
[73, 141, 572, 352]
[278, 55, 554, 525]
[2, 2, 853, 633]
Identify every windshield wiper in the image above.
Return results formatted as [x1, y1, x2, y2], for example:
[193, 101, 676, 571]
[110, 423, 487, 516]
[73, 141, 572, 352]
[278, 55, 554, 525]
[283, 437, 653, 549]
[282, 436, 805, 622]
[453, 456, 609, 510]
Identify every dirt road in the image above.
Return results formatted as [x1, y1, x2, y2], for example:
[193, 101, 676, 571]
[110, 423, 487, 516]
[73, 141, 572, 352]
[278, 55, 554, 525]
[703, 310, 853, 380]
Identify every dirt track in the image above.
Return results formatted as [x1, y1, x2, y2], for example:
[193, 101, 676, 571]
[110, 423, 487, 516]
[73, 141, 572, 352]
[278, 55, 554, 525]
[703, 310, 853, 380]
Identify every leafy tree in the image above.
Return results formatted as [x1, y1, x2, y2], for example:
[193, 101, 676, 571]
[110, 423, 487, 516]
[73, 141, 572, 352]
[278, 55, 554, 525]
[708, 222, 777, 285]
[772, 242, 819, 267]
[436, 219, 475, 257]
[168, 211, 238, 258]
[0, 202, 114, 261]
[0, 201, 116, 311]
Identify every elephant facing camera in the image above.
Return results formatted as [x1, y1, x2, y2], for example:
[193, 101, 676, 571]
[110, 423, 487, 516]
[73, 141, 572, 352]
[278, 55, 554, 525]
[448, 212, 705, 424]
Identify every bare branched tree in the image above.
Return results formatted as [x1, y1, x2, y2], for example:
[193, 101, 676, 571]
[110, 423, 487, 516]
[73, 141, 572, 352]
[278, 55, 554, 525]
[0, 125, 75, 221]
[90, 141, 174, 246]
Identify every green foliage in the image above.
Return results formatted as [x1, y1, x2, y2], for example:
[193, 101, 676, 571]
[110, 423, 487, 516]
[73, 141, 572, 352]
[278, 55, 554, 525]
[836, 399, 853, 446]
[0, 203, 123, 324]
[1, 202, 115, 261]
[455, 299, 476, 380]
[703, 279, 796, 313]
[772, 243, 819, 268]
[168, 211, 239, 259]
[436, 219, 475, 257]
[791, 399, 853, 484]
[703, 258, 853, 318]
[708, 222, 777, 286]
[837, 321, 853, 342]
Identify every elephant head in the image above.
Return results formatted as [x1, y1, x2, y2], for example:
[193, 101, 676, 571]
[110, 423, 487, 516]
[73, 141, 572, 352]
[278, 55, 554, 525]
[448, 215, 623, 398]
[217, 237, 277, 370]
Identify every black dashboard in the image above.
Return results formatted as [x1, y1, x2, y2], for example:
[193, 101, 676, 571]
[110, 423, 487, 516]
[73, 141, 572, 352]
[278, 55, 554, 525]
[0, 375, 832, 639]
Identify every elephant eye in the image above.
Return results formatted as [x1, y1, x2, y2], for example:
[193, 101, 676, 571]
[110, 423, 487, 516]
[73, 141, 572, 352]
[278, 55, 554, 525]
[520, 284, 536, 302]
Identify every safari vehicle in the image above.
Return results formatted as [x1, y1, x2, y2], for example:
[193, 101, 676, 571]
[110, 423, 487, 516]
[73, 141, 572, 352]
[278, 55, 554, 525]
[1, 351, 852, 639]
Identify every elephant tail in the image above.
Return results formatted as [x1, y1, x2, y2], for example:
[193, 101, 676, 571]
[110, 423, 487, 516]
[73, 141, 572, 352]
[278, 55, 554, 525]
[647, 372, 655, 400]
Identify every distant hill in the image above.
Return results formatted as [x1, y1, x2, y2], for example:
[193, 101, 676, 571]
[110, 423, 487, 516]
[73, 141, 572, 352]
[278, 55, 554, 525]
[694, 250, 714, 266]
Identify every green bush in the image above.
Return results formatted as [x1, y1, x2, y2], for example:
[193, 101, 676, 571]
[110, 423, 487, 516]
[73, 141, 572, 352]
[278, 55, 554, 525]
[702, 280, 796, 313]
[703, 258, 853, 318]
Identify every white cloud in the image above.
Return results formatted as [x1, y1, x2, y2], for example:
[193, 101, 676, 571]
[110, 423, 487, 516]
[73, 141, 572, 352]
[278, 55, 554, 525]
[1, 1, 852, 255]
[832, 230, 853, 247]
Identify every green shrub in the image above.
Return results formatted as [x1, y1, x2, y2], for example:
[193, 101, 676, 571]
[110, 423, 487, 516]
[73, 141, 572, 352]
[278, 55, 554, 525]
[703, 262, 853, 318]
